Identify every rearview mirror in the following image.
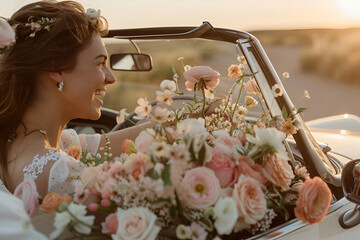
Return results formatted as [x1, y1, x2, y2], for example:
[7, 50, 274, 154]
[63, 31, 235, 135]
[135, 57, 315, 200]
[110, 53, 152, 71]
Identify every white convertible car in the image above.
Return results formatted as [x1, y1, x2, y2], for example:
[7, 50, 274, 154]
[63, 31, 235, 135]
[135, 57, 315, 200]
[68, 22, 360, 240]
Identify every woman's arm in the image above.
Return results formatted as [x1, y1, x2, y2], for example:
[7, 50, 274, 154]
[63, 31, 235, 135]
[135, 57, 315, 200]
[97, 121, 154, 157]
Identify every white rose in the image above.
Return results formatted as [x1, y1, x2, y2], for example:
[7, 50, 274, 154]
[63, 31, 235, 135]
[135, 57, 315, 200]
[112, 207, 161, 240]
[213, 198, 238, 235]
[0, 18, 15, 48]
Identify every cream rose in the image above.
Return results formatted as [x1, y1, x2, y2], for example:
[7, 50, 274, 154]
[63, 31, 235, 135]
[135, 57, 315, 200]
[179, 167, 221, 210]
[262, 154, 294, 191]
[112, 207, 160, 240]
[80, 166, 104, 191]
[232, 175, 267, 225]
[295, 177, 332, 225]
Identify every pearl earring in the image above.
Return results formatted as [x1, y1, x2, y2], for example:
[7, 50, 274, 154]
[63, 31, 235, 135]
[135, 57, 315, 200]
[57, 80, 64, 92]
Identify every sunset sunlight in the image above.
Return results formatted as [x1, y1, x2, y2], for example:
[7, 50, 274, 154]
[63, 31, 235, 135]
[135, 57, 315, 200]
[333, 0, 360, 19]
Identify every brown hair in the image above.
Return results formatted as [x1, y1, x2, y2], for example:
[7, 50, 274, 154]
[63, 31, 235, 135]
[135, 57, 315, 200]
[0, 0, 108, 188]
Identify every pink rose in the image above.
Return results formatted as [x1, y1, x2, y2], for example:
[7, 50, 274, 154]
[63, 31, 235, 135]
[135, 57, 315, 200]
[0, 18, 15, 48]
[206, 145, 238, 188]
[237, 156, 267, 185]
[179, 167, 221, 209]
[14, 180, 39, 217]
[295, 177, 332, 225]
[112, 207, 161, 240]
[184, 66, 220, 91]
[262, 154, 295, 191]
[213, 134, 241, 150]
[232, 175, 267, 225]
[80, 166, 104, 191]
[102, 213, 118, 235]
[124, 153, 153, 180]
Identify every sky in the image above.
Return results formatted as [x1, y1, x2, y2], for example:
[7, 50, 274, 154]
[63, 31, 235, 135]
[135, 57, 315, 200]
[1, 0, 360, 31]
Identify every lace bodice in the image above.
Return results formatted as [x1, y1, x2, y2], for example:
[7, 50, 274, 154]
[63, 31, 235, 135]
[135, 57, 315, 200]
[0, 129, 101, 194]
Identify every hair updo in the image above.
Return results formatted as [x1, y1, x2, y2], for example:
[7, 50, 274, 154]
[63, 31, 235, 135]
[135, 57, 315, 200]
[0, 0, 109, 187]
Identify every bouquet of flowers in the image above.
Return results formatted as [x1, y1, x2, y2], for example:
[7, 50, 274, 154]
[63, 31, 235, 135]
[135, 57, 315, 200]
[17, 57, 332, 240]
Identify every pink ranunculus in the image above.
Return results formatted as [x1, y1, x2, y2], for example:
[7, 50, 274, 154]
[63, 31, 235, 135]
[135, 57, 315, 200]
[206, 145, 238, 188]
[124, 153, 154, 180]
[14, 180, 39, 217]
[237, 156, 267, 185]
[80, 166, 104, 191]
[113, 207, 161, 240]
[232, 175, 267, 225]
[295, 177, 332, 225]
[213, 134, 241, 150]
[184, 66, 220, 91]
[262, 154, 295, 191]
[179, 167, 221, 210]
[102, 213, 119, 235]
[0, 18, 15, 48]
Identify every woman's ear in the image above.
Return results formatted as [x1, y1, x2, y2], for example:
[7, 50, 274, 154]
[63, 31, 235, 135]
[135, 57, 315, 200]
[47, 72, 63, 84]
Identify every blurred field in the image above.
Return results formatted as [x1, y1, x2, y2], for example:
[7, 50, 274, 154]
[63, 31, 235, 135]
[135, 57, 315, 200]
[251, 28, 360, 87]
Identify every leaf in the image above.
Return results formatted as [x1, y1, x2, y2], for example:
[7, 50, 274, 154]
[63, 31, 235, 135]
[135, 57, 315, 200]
[199, 216, 213, 231]
[281, 106, 288, 119]
[152, 198, 171, 205]
[161, 164, 172, 186]
[296, 107, 307, 114]
[197, 143, 206, 166]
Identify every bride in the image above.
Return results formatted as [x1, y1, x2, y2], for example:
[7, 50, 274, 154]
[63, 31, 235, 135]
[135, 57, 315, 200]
[0, 1, 147, 197]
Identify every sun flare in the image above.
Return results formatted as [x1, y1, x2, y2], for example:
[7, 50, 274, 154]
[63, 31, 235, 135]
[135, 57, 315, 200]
[333, 0, 360, 19]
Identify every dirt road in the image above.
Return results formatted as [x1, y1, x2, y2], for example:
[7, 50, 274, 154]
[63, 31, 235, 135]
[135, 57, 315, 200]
[263, 45, 360, 121]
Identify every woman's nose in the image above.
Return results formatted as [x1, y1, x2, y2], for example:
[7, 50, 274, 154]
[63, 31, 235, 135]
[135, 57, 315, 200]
[105, 66, 116, 84]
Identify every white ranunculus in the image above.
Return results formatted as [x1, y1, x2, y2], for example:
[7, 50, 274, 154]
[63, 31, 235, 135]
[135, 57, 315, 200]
[213, 198, 238, 235]
[50, 203, 95, 240]
[246, 126, 288, 159]
[112, 207, 160, 240]
[160, 79, 176, 92]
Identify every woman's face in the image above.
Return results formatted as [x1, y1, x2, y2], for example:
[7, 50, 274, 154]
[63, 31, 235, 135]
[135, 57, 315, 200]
[60, 33, 116, 120]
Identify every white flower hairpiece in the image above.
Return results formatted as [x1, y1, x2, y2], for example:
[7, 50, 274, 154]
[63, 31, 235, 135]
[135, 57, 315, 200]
[86, 8, 100, 25]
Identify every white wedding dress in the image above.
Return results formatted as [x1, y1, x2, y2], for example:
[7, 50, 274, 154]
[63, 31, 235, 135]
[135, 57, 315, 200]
[0, 129, 101, 195]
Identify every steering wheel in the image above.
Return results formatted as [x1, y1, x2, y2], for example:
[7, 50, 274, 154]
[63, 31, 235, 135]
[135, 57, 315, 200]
[110, 95, 203, 132]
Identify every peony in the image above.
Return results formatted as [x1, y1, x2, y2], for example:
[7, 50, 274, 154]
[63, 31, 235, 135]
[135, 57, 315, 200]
[213, 198, 238, 235]
[184, 66, 220, 91]
[232, 175, 267, 225]
[102, 213, 118, 235]
[0, 18, 15, 48]
[135, 128, 155, 153]
[80, 166, 104, 191]
[262, 154, 294, 191]
[179, 167, 221, 210]
[236, 156, 267, 185]
[124, 153, 153, 180]
[14, 180, 39, 217]
[206, 144, 238, 188]
[295, 177, 332, 225]
[112, 207, 160, 240]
